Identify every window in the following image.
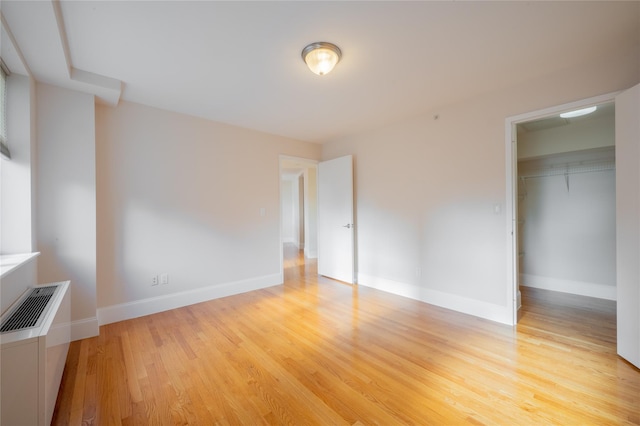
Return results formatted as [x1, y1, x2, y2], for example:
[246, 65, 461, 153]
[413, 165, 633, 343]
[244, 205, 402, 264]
[1, 60, 10, 160]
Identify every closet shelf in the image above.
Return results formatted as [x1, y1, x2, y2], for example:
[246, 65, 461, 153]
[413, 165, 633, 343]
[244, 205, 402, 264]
[519, 159, 614, 180]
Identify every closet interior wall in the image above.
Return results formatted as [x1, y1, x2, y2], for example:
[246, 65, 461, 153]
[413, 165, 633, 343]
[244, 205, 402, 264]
[516, 103, 616, 300]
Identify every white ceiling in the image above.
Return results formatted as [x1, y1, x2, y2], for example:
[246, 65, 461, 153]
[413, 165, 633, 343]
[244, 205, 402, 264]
[1, 1, 639, 143]
[518, 102, 615, 134]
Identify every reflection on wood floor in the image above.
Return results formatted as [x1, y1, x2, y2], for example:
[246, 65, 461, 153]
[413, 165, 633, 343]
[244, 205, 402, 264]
[53, 243, 639, 424]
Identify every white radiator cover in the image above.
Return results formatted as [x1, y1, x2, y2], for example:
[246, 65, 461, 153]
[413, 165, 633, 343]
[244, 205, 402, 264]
[1, 281, 71, 426]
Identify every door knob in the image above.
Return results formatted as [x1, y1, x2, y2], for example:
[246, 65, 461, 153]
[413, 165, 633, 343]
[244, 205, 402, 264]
[343, 224, 352, 229]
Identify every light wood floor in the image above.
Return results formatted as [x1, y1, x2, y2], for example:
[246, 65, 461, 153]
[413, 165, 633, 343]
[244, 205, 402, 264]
[53, 246, 639, 425]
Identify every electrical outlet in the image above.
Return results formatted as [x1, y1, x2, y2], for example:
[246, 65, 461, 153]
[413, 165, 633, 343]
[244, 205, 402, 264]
[160, 273, 168, 285]
[152, 276, 159, 286]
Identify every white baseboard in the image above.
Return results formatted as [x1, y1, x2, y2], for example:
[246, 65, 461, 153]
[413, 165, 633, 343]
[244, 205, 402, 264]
[358, 273, 513, 325]
[71, 317, 99, 341]
[304, 249, 317, 259]
[97, 273, 283, 326]
[283, 238, 295, 244]
[517, 289, 522, 310]
[520, 273, 616, 300]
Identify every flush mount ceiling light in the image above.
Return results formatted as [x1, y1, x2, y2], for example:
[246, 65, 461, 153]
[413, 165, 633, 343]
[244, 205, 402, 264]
[560, 106, 597, 118]
[301, 42, 342, 76]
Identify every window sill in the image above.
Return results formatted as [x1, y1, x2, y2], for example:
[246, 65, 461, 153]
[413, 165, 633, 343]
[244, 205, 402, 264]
[0, 252, 39, 279]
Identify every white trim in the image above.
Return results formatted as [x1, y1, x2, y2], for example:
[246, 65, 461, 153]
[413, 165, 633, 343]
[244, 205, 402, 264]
[51, 0, 72, 77]
[0, 13, 33, 77]
[50, 0, 122, 105]
[0, 252, 39, 279]
[506, 92, 620, 126]
[358, 273, 513, 325]
[521, 274, 616, 301]
[279, 155, 319, 165]
[70, 317, 99, 341]
[505, 119, 517, 324]
[97, 273, 282, 326]
[505, 91, 620, 324]
[517, 289, 522, 310]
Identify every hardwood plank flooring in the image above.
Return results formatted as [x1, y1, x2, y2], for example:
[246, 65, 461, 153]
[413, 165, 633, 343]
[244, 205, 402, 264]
[53, 246, 640, 425]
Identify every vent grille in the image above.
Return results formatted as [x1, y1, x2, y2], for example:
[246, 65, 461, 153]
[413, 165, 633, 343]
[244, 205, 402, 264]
[0, 286, 57, 333]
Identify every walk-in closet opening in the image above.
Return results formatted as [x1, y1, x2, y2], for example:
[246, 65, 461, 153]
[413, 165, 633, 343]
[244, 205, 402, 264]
[515, 101, 616, 318]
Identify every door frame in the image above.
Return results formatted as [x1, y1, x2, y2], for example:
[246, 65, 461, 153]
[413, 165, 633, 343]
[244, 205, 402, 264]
[504, 91, 620, 325]
[279, 155, 318, 279]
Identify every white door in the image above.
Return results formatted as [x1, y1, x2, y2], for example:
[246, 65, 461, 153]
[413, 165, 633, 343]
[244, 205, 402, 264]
[318, 155, 355, 283]
[616, 83, 640, 369]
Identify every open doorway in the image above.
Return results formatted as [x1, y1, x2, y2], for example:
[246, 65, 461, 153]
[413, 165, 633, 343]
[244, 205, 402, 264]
[279, 156, 318, 277]
[505, 92, 619, 324]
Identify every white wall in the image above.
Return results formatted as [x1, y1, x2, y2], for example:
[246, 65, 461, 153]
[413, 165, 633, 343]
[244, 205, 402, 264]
[36, 83, 98, 340]
[281, 164, 318, 255]
[0, 73, 38, 315]
[289, 177, 301, 248]
[294, 175, 304, 249]
[96, 101, 320, 324]
[518, 112, 615, 159]
[518, 168, 616, 299]
[321, 49, 638, 324]
[281, 179, 294, 243]
[304, 167, 318, 258]
[1, 74, 36, 254]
